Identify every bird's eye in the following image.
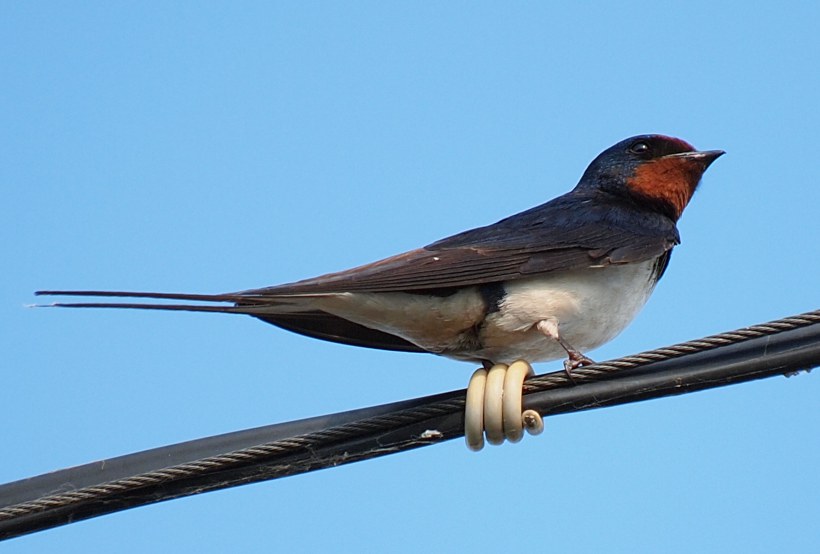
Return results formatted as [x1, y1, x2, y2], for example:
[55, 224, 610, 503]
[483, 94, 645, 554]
[630, 141, 651, 155]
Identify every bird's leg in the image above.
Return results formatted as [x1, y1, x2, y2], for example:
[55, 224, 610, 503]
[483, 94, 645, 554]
[536, 319, 595, 380]
[464, 360, 544, 451]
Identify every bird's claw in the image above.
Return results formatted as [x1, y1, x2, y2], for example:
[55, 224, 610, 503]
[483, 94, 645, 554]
[567, 351, 595, 369]
[563, 350, 594, 381]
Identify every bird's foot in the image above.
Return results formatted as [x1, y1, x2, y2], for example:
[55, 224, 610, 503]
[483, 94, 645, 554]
[464, 360, 544, 452]
[563, 349, 595, 381]
[535, 319, 593, 382]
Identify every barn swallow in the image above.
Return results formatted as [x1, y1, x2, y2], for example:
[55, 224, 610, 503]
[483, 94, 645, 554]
[37, 134, 723, 448]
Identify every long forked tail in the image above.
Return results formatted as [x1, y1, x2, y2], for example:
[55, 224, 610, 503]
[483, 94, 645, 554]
[35, 289, 429, 355]
[33, 289, 268, 315]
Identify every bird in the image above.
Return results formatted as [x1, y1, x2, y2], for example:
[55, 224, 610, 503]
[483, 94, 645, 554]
[37, 134, 723, 449]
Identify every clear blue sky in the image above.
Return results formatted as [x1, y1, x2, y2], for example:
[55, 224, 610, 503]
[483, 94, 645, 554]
[3, 3, 819, 552]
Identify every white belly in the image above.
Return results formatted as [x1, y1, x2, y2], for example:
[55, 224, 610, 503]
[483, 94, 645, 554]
[287, 258, 660, 365]
[476, 259, 659, 363]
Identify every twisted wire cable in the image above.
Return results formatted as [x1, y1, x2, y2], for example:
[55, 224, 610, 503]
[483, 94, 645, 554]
[1, 309, 818, 540]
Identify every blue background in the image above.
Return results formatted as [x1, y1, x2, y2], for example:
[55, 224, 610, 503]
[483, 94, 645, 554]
[3, 3, 819, 552]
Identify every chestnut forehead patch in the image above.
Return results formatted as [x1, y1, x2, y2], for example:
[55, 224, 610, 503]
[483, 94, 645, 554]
[650, 135, 696, 154]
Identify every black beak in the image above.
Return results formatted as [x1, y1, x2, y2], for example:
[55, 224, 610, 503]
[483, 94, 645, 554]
[665, 149, 725, 169]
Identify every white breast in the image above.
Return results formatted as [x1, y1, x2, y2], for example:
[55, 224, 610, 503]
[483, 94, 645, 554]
[278, 258, 661, 365]
[476, 259, 660, 363]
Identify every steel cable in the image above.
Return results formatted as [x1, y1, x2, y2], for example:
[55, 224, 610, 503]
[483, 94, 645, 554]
[1, 309, 818, 540]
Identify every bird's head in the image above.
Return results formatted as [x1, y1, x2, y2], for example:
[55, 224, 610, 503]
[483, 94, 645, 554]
[576, 134, 724, 221]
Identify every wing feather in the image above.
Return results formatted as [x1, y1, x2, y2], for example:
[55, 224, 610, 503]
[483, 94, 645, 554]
[243, 192, 679, 296]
